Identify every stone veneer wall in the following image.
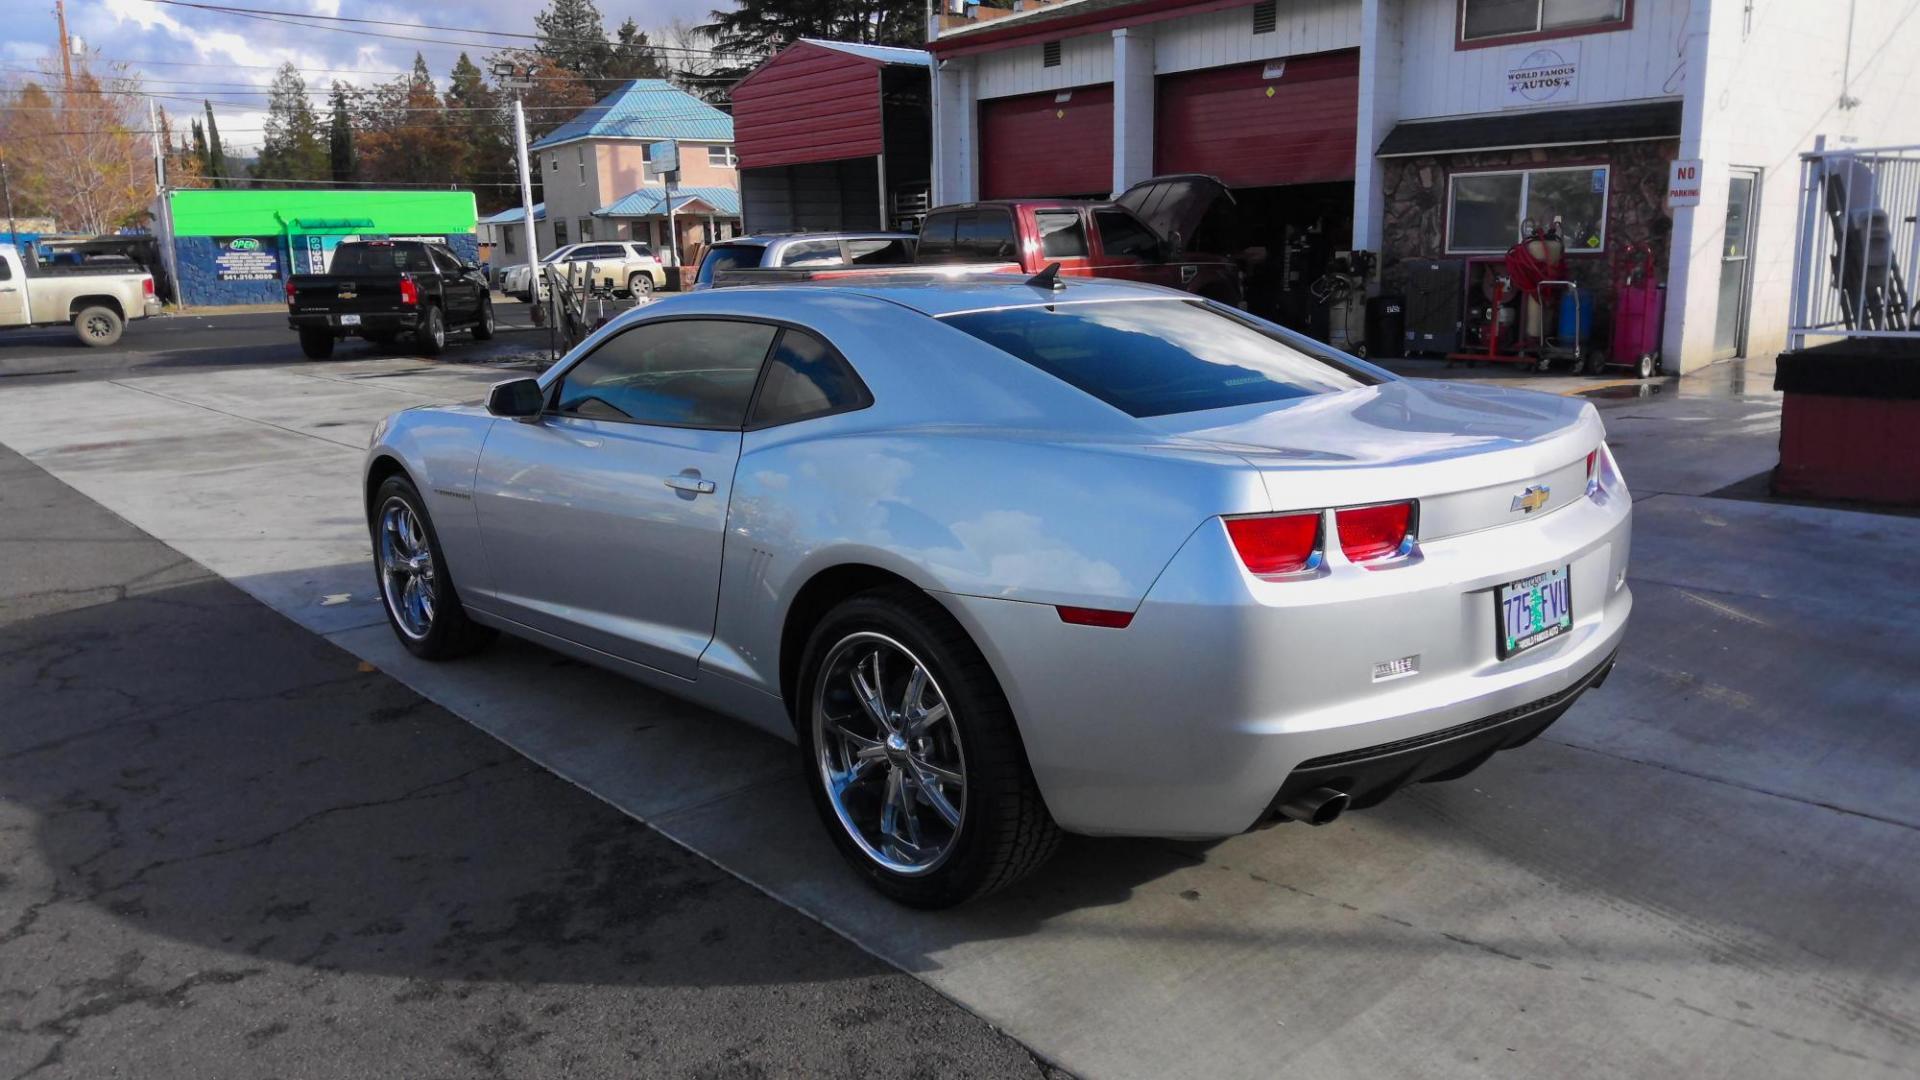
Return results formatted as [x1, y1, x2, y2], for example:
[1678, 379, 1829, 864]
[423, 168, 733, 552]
[1378, 139, 1679, 302]
[174, 233, 482, 307]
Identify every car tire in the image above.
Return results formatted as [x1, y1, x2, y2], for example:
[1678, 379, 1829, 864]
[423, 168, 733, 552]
[797, 587, 1061, 908]
[627, 272, 653, 298]
[472, 297, 495, 340]
[369, 474, 496, 661]
[416, 305, 446, 356]
[298, 327, 335, 360]
[73, 305, 124, 348]
[1583, 348, 1608, 376]
[1636, 352, 1656, 380]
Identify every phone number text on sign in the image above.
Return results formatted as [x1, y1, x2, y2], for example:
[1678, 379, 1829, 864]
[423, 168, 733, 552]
[214, 237, 281, 282]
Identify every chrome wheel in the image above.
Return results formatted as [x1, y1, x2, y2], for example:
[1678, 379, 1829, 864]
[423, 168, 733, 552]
[376, 498, 436, 640]
[813, 632, 966, 875]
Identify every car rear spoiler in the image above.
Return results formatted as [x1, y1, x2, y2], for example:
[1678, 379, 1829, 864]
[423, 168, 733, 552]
[710, 262, 1023, 288]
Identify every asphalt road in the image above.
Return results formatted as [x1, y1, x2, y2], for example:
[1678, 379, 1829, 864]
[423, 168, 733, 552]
[0, 308, 563, 385]
[0, 441, 1060, 1079]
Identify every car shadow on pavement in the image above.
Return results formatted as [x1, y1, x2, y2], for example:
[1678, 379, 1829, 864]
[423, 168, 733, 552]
[0, 575, 894, 992]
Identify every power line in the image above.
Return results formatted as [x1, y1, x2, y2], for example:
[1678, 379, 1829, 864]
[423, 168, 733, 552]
[136, 0, 767, 60]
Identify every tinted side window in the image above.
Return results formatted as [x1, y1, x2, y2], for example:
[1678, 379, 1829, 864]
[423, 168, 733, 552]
[0, 257, 10, 281]
[430, 247, 464, 273]
[1094, 210, 1159, 258]
[555, 319, 778, 428]
[959, 210, 1017, 259]
[696, 244, 764, 285]
[1034, 211, 1088, 258]
[916, 212, 963, 262]
[845, 238, 912, 264]
[780, 239, 843, 268]
[749, 329, 871, 427]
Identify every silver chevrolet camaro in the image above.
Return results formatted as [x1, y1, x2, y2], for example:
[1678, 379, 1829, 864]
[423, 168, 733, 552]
[363, 274, 1632, 907]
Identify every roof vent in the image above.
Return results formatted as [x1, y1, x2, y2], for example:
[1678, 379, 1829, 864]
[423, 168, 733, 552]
[1253, 0, 1277, 34]
[1042, 40, 1062, 68]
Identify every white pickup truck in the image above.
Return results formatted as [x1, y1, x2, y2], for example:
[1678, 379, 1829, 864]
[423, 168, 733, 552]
[0, 243, 162, 347]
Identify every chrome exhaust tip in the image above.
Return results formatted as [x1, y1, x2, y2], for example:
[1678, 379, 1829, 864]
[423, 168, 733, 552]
[1277, 787, 1350, 826]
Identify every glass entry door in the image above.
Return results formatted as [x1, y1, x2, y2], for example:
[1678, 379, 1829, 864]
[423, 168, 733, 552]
[1714, 171, 1760, 358]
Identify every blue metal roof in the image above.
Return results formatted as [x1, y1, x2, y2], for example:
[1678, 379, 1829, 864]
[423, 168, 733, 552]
[480, 203, 544, 225]
[530, 80, 734, 150]
[594, 185, 742, 218]
[798, 38, 934, 68]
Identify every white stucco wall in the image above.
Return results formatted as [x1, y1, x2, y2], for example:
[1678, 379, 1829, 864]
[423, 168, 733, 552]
[1666, 0, 1920, 369]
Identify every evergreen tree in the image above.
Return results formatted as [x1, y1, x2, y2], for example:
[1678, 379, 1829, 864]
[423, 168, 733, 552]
[608, 19, 667, 81]
[190, 118, 209, 176]
[327, 82, 356, 183]
[256, 62, 329, 182]
[535, 0, 614, 84]
[446, 54, 512, 211]
[202, 101, 228, 188]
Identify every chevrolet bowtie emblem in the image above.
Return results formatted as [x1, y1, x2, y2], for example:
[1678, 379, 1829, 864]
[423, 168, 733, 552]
[1510, 485, 1551, 514]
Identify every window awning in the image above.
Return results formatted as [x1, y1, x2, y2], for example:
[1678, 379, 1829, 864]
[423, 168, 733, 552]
[1376, 101, 1683, 158]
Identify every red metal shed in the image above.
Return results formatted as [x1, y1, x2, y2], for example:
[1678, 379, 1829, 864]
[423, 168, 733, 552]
[730, 39, 934, 232]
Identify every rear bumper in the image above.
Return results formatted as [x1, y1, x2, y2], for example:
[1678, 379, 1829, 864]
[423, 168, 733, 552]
[940, 456, 1633, 839]
[1258, 647, 1617, 825]
[288, 312, 420, 335]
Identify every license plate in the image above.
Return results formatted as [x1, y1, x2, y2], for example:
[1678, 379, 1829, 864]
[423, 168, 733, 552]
[1496, 566, 1572, 658]
[338, 314, 361, 326]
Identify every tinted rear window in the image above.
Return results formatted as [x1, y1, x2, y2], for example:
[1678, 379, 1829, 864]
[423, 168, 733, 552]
[697, 243, 764, 285]
[940, 300, 1376, 418]
[330, 243, 436, 274]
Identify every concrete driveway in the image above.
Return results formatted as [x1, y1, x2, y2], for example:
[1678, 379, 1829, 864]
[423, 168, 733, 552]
[0, 351, 1913, 1079]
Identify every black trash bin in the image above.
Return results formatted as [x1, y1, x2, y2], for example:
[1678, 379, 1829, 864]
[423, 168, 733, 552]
[1365, 295, 1406, 359]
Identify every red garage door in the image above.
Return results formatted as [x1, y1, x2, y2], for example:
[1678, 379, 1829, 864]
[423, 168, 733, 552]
[979, 84, 1114, 199]
[1154, 51, 1359, 188]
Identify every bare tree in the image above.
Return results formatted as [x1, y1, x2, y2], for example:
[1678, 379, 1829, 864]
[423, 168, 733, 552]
[0, 58, 151, 234]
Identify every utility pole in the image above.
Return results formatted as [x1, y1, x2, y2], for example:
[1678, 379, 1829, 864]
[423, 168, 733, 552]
[1, 161, 17, 246]
[493, 62, 545, 346]
[55, 0, 73, 86]
[148, 96, 182, 307]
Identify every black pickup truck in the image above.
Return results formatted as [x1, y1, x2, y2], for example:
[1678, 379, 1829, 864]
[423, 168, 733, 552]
[285, 240, 494, 359]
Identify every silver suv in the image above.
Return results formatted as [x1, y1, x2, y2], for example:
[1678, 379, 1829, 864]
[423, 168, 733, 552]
[693, 232, 917, 289]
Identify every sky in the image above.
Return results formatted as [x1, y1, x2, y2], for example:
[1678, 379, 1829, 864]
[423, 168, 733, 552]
[2, 0, 722, 152]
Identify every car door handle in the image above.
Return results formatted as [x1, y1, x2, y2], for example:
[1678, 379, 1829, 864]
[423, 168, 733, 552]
[664, 475, 716, 495]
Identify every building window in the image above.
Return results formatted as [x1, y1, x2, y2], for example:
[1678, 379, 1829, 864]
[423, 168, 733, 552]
[1042, 40, 1061, 68]
[503, 228, 516, 256]
[548, 155, 558, 172]
[707, 145, 737, 168]
[579, 217, 595, 242]
[1446, 165, 1609, 254]
[1461, 0, 1628, 44]
[553, 218, 568, 247]
[577, 146, 587, 185]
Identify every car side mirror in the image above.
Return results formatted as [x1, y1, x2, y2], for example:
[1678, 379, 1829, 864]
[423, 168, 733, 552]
[486, 377, 544, 421]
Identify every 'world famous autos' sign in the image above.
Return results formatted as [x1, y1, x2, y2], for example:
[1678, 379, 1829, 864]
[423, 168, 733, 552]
[1504, 42, 1580, 108]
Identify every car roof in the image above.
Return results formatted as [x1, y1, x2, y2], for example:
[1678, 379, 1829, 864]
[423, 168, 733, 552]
[708, 274, 1182, 318]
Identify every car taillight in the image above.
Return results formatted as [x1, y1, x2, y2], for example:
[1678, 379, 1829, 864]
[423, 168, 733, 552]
[142, 277, 154, 298]
[1587, 449, 1598, 482]
[398, 278, 419, 306]
[1335, 502, 1414, 563]
[284, 279, 296, 302]
[1226, 512, 1322, 577]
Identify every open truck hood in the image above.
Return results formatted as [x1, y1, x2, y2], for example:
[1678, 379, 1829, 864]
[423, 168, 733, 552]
[1113, 174, 1238, 256]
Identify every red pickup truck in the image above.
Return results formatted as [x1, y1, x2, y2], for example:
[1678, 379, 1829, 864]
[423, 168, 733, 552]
[913, 175, 1245, 306]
